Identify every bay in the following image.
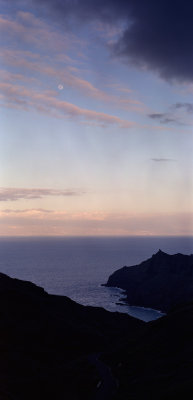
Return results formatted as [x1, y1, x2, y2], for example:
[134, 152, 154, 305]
[0, 236, 192, 322]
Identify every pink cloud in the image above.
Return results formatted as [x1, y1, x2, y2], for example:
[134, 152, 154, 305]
[0, 12, 150, 117]
[2, 208, 53, 214]
[1, 46, 146, 113]
[1, 49, 138, 108]
[0, 82, 135, 128]
[0, 210, 192, 236]
[0, 69, 38, 85]
[0, 188, 85, 202]
[0, 12, 83, 53]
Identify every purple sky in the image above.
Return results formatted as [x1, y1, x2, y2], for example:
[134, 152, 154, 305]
[0, 0, 193, 236]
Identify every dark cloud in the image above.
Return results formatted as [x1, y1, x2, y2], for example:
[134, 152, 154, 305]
[0, 188, 84, 201]
[114, 1, 193, 83]
[151, 158, 175, 162]
[173, 103, 193, 113]
[149, 113, 165, 120]
[26, 0, 193, 83]
[161, 118, 176, 124]
[148, 113, 178, 125]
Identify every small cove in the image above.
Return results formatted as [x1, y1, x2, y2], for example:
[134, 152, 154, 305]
[0, 236, 192, 321]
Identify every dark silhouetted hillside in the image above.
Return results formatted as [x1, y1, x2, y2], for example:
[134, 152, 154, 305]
[0, 269, 193, 399]
[105, 250, 193, 312]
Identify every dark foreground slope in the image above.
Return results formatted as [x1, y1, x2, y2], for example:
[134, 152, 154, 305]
[104, 302, 193, 400]
[0, 272, 143, 400]
[1, 272, 193, 399]
[105, 250, 193, 312]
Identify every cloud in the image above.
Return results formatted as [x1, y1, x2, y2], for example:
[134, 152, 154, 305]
[0, 82, 135, 128]
[94, 21, 124, 40]
[151, 158, 175, 163]
[0, 188, 85, 202]
[148, 101, 193, 126]
[0, 11, 82, 54]
[2, 208, 53, 214]
[1, 45, 145, 113]
[0, 68, 38, 85]
[0, 209, 192, 236]
[22, 0, 193, 83]
[173, 103, 193, 113]
[148, 113, 178, 125]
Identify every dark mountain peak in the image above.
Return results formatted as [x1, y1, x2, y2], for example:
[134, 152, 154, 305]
[153, 249, 169, 257]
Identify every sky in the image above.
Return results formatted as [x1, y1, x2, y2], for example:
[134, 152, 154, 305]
[0, 0, 193, 236]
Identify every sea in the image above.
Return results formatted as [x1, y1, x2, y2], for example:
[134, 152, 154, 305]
[0, 236, 192, 322]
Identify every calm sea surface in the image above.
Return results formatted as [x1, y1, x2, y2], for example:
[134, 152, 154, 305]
[0, 236, 192, 322]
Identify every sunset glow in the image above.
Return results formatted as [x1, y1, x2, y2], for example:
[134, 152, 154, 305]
[0, 1, 193, 236]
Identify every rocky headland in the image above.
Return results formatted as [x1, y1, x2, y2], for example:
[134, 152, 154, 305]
[105, 250, 193, 312]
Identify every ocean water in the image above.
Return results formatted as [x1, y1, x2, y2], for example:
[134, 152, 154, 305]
[0, 236, 192, 322]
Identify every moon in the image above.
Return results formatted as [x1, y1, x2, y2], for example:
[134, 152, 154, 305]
[58, 84, 63, 90]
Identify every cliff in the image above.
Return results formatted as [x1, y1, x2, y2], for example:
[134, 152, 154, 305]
[105, 250, 193, 312]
